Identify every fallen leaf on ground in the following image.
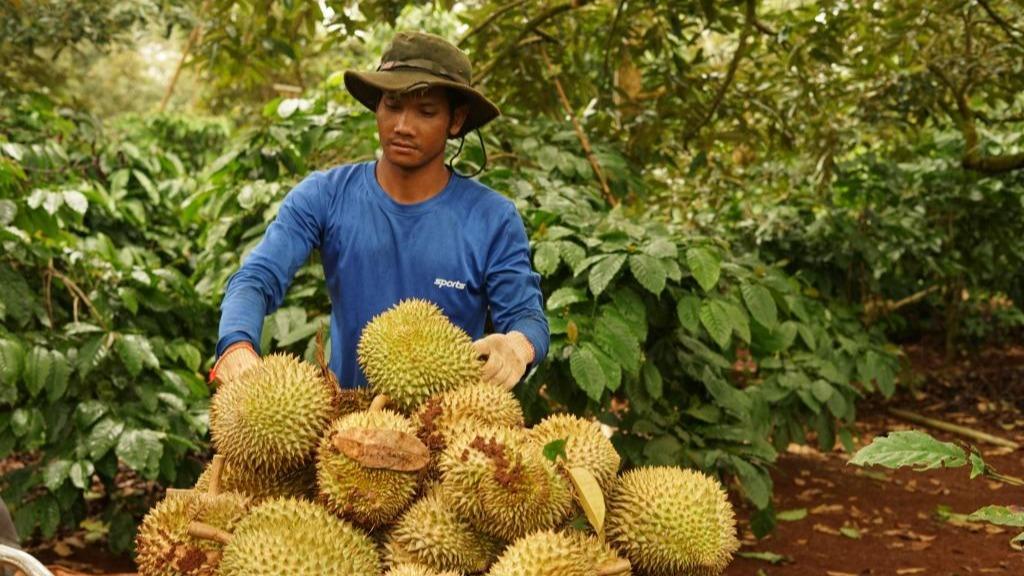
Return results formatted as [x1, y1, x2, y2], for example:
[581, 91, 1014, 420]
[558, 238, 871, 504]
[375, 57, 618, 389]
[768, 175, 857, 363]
[813, 523, 841, 536]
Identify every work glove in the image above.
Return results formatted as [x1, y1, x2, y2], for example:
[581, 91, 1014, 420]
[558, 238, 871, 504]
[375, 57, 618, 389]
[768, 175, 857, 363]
[472, 331, 535, 390]
[209, 341, 261, 386]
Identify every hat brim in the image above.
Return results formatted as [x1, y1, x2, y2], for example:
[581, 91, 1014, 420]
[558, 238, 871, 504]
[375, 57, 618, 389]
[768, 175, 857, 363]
[344, 69, 501, 138]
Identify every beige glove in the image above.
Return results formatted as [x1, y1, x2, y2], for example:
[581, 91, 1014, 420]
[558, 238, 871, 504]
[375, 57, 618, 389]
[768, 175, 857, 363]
[209, 341, 261, 386]
[472, 331, 535, 390]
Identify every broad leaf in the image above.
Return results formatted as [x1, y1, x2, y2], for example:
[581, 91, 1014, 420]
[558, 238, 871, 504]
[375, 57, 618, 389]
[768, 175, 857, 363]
[849, 430, 967, 471]
[23, 346, 53, 398]
[588, 254, 626, 297]
[533, 241, 561, 276]
[629, 254, 667, 295]
[742, 283, 778, 329]
[686, 247, 721, 292]
[700, 299, 733, 350]
[570, 346, 606, 401]
[547, 286, 587, 310]
[676, 295, 701, 334]
[968, 506, 1024, 527]
[594, 314, 640, 375]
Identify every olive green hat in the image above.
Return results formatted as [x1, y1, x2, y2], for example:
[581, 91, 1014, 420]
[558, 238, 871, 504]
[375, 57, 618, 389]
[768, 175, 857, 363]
[344, 31, 501, 138]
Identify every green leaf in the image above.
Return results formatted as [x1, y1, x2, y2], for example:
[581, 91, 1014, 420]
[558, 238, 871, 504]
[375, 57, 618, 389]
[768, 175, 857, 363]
[543, 438, 568, 463]
[69, 460, 95, 490]
[610, 287, 647, 342]
[723, 300, 750, 344]
[173, 342, 202, 372]
[43, 459, 72, 492]
[37, 496, 60, 538]
[732, 457, 772, 509]
[76, 335, 108, 381]
[776, 508, 808, 521]
[594, 314, 640, 375]
[849, 430, 967, 471]
[116, 429, 165, 479]
[587, 343, 622, 392]
[557, 241, 586, 271]
[588, 254, 626, 297]
[116, 334, 159, 377]
[23, 346, 53, 398]
[967, 506, 1024, 527]
[570, 346, 606, 401]
[700, 299, 733, 350]
[85, 416, 125, 461]
[74, 400, 108, 429]
[533, 242, 561, 276]
[133, 169, 159, 203]
[547, 287, 587, 310]
[811, 379, 834, 403]
[642, 362, 663, 399]
[0, 338, 25, 390]
[840, 526, 862, 539]
[676, 295, 701, 334]
[629, 254, 666, 295]
[644, 238, 678, 259]
[46, 350, 70, 403]
[969, 451, 987, 479]
[701, 367, 752, 417]
[686, 247, 721, 292]
[742, 284, 778, 329]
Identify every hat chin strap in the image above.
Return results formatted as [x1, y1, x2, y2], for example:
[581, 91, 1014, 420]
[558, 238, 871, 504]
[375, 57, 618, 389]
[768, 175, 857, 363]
[448, 128, 487, 179]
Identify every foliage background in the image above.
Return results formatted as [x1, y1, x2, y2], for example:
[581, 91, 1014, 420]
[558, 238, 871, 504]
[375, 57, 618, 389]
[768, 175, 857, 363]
[1, 0, 1022, 554]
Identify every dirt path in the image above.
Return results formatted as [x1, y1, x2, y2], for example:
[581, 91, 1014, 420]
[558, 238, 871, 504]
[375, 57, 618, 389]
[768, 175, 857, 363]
[728, 344, 1024, 575]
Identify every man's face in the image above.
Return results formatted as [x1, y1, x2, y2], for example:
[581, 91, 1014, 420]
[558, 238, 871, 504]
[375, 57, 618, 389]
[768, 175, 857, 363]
[376, 86, 468, 171]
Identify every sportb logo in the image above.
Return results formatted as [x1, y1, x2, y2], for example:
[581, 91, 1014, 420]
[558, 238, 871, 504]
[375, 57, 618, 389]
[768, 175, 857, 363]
[434, 278, 466, 290]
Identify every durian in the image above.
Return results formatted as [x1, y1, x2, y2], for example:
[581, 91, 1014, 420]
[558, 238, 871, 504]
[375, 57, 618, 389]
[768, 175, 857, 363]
[316, 408, 421, 527]
[528, 414, 620, 491]
[606, 467, 738, 576]
[210, 353, 339, 474]
[485, 530, 586, 576]
[136, 458, 248, 576]
[441, 427, 573, 541]
[358, 299, 482, 410]
[384, 486, 503, 573]
[416, 382, 524, 452]
[202, 497, 379, 576]
[385, 564, 461, 576]
[194, 456, 316, 503]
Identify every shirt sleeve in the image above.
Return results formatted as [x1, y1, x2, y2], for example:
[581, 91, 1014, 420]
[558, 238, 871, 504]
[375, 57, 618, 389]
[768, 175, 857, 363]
[485, 203, 550, 364]
[216, 172, 327, 357]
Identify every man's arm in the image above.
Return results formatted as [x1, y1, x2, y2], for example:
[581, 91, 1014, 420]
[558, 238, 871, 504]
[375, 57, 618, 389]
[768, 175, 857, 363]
[475, 203, 550, 389]
[212, 172, 327, 383]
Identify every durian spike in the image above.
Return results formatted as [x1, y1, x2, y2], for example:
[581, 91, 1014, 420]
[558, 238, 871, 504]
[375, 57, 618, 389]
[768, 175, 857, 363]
[208, 454, 226, 496]
[332, 427, 430, 472]
[187, 521, 233, 545]
[596, 558, 632, 576]
[369, 394, 390, 411]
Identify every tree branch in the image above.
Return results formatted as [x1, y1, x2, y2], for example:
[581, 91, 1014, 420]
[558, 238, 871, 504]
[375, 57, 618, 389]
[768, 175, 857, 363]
[682, 0, 756, 142]
[475, 0, 594, 83]
[458, 0, 529, 47]
[977, 0, 1024, 48]
[538, 43, 617, 207]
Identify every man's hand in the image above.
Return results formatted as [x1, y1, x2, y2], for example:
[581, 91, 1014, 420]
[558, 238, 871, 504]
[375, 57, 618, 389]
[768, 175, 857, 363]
[209, 341, 261, 386]
[472, 331, 535, 390]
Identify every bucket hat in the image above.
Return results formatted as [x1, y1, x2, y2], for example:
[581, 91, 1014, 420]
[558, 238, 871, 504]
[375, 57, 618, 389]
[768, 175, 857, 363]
[344, 31, 501, 138]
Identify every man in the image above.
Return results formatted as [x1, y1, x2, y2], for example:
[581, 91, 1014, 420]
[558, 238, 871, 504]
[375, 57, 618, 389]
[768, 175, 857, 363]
[210, 31, 549, 391]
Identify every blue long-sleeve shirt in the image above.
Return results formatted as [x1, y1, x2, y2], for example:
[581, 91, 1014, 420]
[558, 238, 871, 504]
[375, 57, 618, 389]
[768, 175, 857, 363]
[216, 161, 549, 389]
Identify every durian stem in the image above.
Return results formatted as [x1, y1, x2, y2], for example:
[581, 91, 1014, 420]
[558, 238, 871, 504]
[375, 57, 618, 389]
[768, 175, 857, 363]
[369, 394, 390, 411]
[165, 488, 194, 498]
[596, 559, 632, 576]
[188, 521, 233, 545]
[208, 454, 226, 496]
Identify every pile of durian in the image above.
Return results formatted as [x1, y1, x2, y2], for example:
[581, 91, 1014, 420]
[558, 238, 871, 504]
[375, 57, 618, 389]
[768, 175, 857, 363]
[136, 299, 740, 576]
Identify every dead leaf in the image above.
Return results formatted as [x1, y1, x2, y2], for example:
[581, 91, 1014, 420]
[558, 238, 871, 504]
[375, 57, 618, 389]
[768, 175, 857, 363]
[896, 569, 926, 575]
[811, 504, 844, 515]
[813, 523, 841, 536]
[333, 428, 429, 471]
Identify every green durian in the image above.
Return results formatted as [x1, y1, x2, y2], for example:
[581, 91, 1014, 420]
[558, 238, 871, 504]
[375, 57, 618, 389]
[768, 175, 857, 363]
[441, 427, 573, 541]
[210, 353, 340, 474]
[528, 413, 620, 491]
[416, 382, 524, 450]
[216, 497, 379, 576]
[384, 486, 503, 573]
[194, 456, 316, 502]
[486, 530, 589, 576]
[385, 564, 462, 576]
[135, 490, 248, 576]
[358, 299, 482, 411]
[316, 408, 421, 528]
[606, 467, 739, 576]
